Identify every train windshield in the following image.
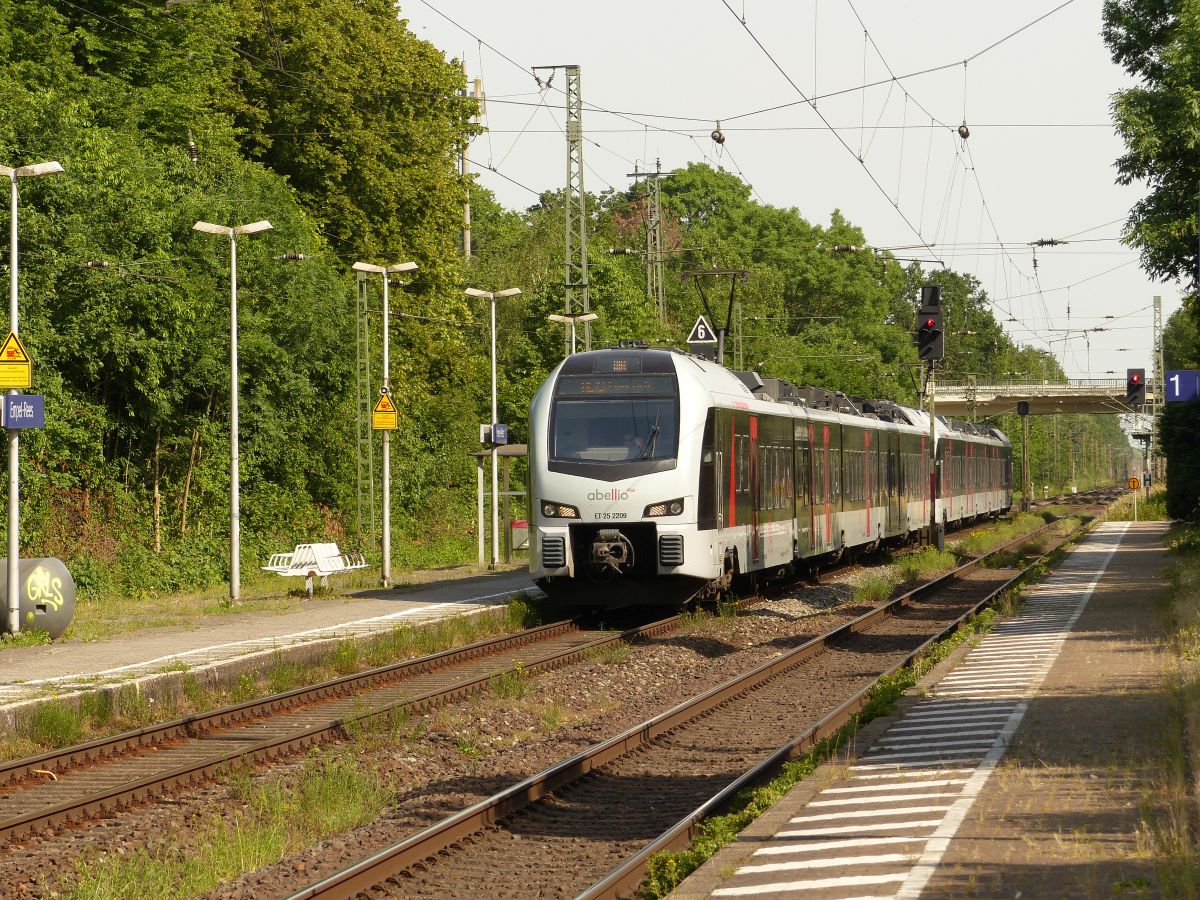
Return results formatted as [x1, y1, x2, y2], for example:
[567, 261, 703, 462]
[551, 374, 679, 463]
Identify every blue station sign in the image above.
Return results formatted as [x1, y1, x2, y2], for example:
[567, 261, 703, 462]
[1165, 370, 1200, 403]
[2, 394, 44, 429]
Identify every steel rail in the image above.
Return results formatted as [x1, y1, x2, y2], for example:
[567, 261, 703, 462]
[285, 512, 1094, 899]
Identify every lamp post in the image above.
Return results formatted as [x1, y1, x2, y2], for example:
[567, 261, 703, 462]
[1, 160, 63, 634]
[466, 287, 522, 568]
[548, 312, 598, 356]
[352, 261, 418, 588]
[193, 219, 273, 604]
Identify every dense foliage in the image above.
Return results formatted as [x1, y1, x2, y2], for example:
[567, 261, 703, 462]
[1104, 0, 1200, 515]
[0, 1, 1136, 612]
[1105, 0, 1200, 286]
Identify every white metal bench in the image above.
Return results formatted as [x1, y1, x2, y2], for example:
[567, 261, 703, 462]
[262, 542, 368, 597]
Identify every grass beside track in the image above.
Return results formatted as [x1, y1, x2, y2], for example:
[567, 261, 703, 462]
[63, 749, 393, 899]
[1101, 486, 1168, 522]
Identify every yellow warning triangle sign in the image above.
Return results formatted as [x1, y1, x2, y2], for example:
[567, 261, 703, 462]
[0, 332, 30, 364]
[373, 394, 396, 414]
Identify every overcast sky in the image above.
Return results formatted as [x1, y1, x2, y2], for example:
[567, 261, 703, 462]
[403, 0, 1175, 380]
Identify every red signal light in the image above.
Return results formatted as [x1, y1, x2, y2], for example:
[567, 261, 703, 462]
[924, 318, 936, 328]
[1131, 373, 1141, 383]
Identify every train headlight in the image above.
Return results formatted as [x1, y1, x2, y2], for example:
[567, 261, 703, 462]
[644, 498, 685, 517]
[541, 501, 580, 519]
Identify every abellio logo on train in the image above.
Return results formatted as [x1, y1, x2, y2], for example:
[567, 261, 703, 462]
[587, 486, 636, 501]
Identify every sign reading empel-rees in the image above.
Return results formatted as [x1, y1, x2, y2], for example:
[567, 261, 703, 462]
[2, 394, 44, 430]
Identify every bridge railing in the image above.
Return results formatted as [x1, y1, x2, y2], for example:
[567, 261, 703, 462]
[936, 378, 1150, 397]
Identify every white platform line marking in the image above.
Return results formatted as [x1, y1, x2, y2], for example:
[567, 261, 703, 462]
[824, 779, 969, 794]
[739, 852, 918, 874]
[789, 804, 953, 824]
[753, 835, 927, 856]
[808, 792, 962, 808]
[713, 872, 908, 896]
[777, 818, 944, 838]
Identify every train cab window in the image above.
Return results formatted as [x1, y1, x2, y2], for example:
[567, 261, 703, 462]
[550, 373, 679, 464]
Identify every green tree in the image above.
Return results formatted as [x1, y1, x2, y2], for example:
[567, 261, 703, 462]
[1104, 0, 1200, 288]
[230, 0, 475, 278]
[1164, 298, 1200, 367]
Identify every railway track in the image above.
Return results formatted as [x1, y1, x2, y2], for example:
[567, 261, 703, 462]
[0, 617, 687, 841]
[0, 499, 1106, 889]
[283, 514, 1090, 899]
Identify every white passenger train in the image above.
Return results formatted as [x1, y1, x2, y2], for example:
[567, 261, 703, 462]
[529, 344, 1012, 608]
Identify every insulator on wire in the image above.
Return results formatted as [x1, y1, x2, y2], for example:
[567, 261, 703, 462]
[187, 129, 199, 164]
[711, 120, 726, 145]
[957, 121, 970, 140]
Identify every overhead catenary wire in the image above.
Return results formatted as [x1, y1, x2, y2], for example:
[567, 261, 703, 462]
[716, 0, 944, 267]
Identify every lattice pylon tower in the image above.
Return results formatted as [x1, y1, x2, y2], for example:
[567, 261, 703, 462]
[627, 160, 670, 322]
[564, 65, 590, 351]
[647, 160, 666, 321]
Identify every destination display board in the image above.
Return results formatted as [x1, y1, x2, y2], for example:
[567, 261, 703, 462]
[554, 374, 677, 397]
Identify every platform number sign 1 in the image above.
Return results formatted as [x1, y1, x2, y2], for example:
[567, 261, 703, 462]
[1165, 370, 1200, 403]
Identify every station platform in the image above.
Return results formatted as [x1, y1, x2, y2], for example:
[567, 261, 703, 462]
[0, 568, 534, 727]
[678, 520, 1172, 898]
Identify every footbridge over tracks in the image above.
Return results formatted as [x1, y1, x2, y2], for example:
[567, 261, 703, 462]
[933, 378, 1155, 416]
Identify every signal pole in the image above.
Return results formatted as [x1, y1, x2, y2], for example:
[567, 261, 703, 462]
[915, 285, 944, 547]
[461, 64, 483, 259]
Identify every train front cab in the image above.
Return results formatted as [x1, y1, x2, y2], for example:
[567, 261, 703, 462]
[529, 349, 719, 606]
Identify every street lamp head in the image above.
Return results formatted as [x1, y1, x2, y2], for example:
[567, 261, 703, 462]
[0, 161, 64, 179]
[17, 161, 64, 178]
[549, 312, 597, 325]
[195, 220, 273, 237]
[467, 286, 521, 299]
[233, 220, 272, 236]
[356, 260, 417, 275]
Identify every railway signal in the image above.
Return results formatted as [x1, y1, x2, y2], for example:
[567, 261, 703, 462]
[1126, 367, 1146, 405]
[914, 285, 943, 361]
